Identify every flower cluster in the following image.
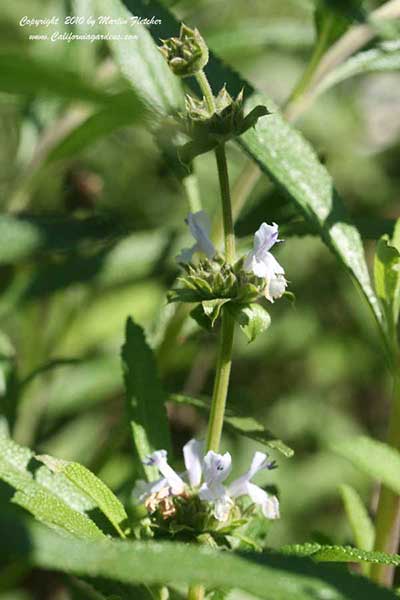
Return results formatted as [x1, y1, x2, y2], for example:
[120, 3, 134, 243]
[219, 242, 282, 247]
[178, 88, 269, 164]
[171, 212, 288, 332]
[159, 24, 209, 78]
[133, 440, 279, 543]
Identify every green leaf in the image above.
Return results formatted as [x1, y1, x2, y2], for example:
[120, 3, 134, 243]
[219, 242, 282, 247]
[333, 436, 400, 494]
[95, 0, 184, 116]
[281, 542, 400, 567]
[374, 234, 400, 339]
[48, 97, 147, 162]
[318, 41, 400, 95]
[313, 0, 365, 53]
[11, 522, 399, 600]
[0, 427, 104, 540]
[170, 394, 293, 457]
[121, 317, 171, 480]
[202, 299, 230, 327]
[0, 52, 122, 105]
[339, 484, 374, 576]
[227, 303, 271, 342]
[0, 214, 122, 265]
[124, 0, 383, 339]
[37, 455, 128, 538]
[340, 484, 374, 551]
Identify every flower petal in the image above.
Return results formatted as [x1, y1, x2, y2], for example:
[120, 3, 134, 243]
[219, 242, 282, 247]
[247, 483, 280, 519]
[198, 481, 226, 502]
[183, 439, 203, 487]
[265, 275, 287, 303]
[254, 222, 280, 255]
[203, 450, 232, 485]
[143, 450, 185, 495]
[186, 211, 216, 259]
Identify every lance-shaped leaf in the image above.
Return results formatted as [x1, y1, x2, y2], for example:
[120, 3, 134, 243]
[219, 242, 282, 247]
[281, 542, 400, 567]
[120, 0, 383, 339]
[170, 393, 293, 457]
[121, 317, 171, 480]
[37, 455, 129, 538]
[10, 522, 399, 600]
[339, 484, 375, 576]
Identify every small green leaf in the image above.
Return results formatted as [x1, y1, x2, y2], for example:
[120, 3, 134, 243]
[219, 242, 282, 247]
[37, 455, 128, 538]
[333, 436, 400, 494]
[121, 317, 171, 480]
[374, 234, 400, 338]
[227, 303, 271, 342]
[170, 394, 293, 457]
[202, 299, 230, 327]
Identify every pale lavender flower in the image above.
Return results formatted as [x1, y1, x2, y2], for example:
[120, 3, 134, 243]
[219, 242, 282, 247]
[244, 222, 287, 302]
[176, 211, 216, 263]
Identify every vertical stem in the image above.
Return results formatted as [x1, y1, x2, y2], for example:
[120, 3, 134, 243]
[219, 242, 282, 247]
[214, 144, 235, 264]
[206, 309, 235, 452]
[195, 70, 216, 115]
[206, 142, 236, 453]
[371, 371, 400, 586]
[187, 584, 205, 600]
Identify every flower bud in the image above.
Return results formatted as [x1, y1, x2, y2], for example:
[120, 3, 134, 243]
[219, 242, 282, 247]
[159, 24, 209, 78]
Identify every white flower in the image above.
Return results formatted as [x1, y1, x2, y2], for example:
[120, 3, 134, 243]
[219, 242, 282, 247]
[229, 451, 280, 519]
[133, 440, 279, 523]
[244, 222, 287, 302]
[176, 211, 216, 263]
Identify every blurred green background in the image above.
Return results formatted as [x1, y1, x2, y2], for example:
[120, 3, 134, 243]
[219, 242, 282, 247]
[0, 0, 399, 597]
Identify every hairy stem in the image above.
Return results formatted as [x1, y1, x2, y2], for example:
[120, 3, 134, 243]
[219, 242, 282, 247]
[206, 308, 235, 452]
[196, 69, 216, 115]
[187, 584, 205, 600]
[214, 144, 235, 264]
[371, 372, 400, 586]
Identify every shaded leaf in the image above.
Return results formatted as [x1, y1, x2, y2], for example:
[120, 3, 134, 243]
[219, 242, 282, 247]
[121, 318, 171, 480]
[340, 484, 374, 576]
[333, 436, 400, 494]
[374, 233, 400, 341]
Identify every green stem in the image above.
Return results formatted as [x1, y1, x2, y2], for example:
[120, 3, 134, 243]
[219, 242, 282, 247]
[371, 371, 400, 586]
[214, 144, 235, 264]
[195, 70, 216, 115]
[206, 309, 235, 452]
[205, 140, 236, 453]
[187, 584, 205, 600]
[284, 13, 335, 109]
